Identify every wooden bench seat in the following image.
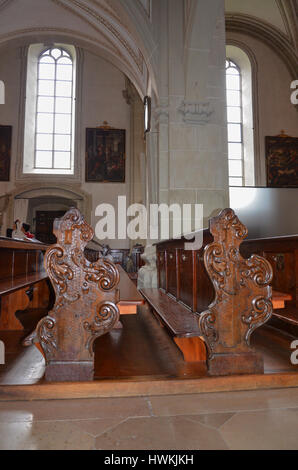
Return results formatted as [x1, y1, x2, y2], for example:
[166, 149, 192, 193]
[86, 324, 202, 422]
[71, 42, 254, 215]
[140, 288, 206, 363]
[0, 272, 48, 297]
[141, 288, 200, 337]
[272, 290, 292, 310]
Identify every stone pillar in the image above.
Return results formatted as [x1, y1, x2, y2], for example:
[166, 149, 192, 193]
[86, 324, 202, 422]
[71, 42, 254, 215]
[139, 0, 229, 288]
[123, 78, 147, 248]
[167, 0, 229, 227]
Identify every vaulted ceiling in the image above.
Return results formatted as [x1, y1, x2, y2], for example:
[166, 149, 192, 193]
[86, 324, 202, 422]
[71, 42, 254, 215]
[225, 0, 298, 52]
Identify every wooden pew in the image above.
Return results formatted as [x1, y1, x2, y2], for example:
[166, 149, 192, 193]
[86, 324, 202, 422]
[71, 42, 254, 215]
[241, 235, 298, 334]
[0, 237, 51, 330]
[25, 208, 144, 382]
[141, 208, 273, 376]
[117, 265, 144, 315]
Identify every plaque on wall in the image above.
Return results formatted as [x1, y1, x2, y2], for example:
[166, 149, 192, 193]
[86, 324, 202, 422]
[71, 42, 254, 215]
[266, 133, 298, 188]
[0, 125, 12, 181]
[85, 124, 125, 183]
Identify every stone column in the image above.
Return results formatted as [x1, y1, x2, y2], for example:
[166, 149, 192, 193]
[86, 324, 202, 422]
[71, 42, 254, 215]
[139, 0, 229, 288]
[167, 0, 229, 228]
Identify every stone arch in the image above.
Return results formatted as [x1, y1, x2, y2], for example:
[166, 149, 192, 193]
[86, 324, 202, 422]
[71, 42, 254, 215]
[4, 184, 92, 236]
[0, 0, 158, 100]
[226, 14, 298, 80]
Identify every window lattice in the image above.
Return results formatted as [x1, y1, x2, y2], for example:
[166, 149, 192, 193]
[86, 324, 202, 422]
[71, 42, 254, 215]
[35, 47, 73, 170]
[226, 59, 244, 187]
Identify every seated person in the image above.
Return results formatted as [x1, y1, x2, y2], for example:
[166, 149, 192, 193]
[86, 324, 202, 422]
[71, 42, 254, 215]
[22, 223, 34, 239]
[12, 220, 40, 242]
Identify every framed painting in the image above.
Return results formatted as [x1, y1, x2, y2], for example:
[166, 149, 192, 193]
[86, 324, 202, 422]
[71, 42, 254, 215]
[266, 134, 298, 188]
[0, 125, 12, 181]
[85, 126, 126, 183]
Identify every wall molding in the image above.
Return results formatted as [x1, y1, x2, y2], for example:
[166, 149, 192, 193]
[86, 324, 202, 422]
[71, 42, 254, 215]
[51, 0, 145, 75]
[178, 101, 214, 126]
[4, 183, 92, 230]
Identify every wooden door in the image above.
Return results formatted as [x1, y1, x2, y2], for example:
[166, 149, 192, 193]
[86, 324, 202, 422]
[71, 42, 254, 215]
[35, 211, 66, 244]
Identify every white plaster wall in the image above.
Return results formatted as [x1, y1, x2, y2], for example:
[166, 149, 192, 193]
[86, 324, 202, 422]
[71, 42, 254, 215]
[80, 50, 131, 248]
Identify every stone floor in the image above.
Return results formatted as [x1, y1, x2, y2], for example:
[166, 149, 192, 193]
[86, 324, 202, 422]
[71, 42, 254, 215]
[1, 387, 298, 450]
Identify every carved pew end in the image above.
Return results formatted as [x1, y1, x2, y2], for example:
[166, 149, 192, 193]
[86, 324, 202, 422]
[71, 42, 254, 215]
[207, 351, 264, 376]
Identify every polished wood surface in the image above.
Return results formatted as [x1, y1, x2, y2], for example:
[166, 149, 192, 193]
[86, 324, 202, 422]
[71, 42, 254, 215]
[141, 288, 200, 338]
[0, 272, 48, 296]
[0, 236, 49, 251]
[117, 265, 144, 315]
[0, 238, 50, 332]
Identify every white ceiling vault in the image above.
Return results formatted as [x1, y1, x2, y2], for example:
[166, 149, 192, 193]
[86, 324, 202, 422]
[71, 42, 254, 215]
[225, 0, 298, 51]
[0, 0, 296, 94]
[225, 0, 298, 78]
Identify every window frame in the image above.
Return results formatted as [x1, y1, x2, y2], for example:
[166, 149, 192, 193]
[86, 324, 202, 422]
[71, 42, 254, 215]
[34, 46, 74, 172]
[226, 58, 245, 187]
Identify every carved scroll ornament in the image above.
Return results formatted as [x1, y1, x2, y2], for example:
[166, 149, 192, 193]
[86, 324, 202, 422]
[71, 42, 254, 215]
[35, 208, 120, 381]
[199, 209, 273, 374]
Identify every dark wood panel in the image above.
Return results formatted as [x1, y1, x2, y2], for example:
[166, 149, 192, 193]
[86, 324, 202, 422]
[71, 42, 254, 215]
[27, 252, 37, 274]
[35, 210, 65, 245]
[0, 249, 13, 281]
[178, 249, 196, 311]
[13, 250, 28, 278]
[157, 251, 166, 291]
[196, 250, 214, 313]
[166, 249, 177, 298]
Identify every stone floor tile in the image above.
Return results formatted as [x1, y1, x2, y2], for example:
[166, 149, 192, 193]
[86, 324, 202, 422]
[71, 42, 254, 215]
[72, 418, 126, 437]
[95, 416, 229, 450]
[183, 412, 235, 429]
[0, 397, 150, 422]
[220, 408, 298, 450]
[0, 420, 95, 450]
[149, 388, 298, 416]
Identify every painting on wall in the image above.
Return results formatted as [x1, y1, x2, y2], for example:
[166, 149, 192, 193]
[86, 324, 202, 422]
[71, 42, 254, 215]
[0, 125, 12, 181]
[85, 124, 126, 183]
[266, 133, 298, 188]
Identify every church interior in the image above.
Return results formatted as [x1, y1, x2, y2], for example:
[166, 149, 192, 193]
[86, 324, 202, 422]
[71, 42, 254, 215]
[0, 0, 297, 451]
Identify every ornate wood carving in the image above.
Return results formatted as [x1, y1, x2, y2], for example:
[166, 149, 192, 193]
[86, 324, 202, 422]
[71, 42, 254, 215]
[34, 208, 120, 382]
[199, 208, 273, 375]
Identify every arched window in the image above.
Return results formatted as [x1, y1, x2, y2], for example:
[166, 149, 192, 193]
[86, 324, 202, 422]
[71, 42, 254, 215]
[35, 47, 74, 170]
[23, 44, 76, 175]
[226, 59, 244, 186]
